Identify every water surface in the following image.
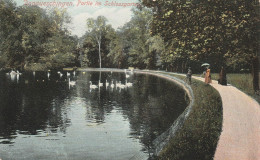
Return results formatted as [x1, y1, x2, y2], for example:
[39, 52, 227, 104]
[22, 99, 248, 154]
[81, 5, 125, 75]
[0, 71, 188, 160]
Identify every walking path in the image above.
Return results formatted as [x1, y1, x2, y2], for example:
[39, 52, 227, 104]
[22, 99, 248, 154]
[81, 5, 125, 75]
[193, 77, 260, 160]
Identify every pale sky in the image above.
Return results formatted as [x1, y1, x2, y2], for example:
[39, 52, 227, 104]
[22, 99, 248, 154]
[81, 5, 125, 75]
[14, 0, 140, 37]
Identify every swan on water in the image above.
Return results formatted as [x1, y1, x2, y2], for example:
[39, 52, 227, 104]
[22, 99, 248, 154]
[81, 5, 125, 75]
[118, 81, 126, 89]
[16, 70, 22, 75]
[67, 72, 70, 76]
[124, 69, 130, 78]
[98, 80, 103, 87]
[105, 80, 109, 87]
[69, 78, 76, 86]
[57, 71, 63, 77]
[47, 72, 50, 79]
[126, 80, 133, 87]
[10, 70, 16, 75]
[90, 81, 98, 89]
[111, 81, 114, 89]
[9, 70, 22, 75]
[73, 71, 76, 76]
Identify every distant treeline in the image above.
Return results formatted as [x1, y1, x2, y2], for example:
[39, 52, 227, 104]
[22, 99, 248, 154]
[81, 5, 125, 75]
[1, 0, 259, 90]
[0, 0, 78, 71]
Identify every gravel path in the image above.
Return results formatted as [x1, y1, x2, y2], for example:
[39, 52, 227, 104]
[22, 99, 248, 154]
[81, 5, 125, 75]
[193, 77, 260, 160]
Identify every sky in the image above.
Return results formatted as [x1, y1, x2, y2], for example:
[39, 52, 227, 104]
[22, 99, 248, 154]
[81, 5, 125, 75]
[14, 0, 140, 37]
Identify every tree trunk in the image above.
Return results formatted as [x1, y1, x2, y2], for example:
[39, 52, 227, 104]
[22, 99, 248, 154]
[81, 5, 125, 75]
[98, 42, 101, 68]
[252, 57, 259, 92]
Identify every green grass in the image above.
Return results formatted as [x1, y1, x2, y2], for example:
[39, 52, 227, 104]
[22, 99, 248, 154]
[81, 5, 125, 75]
[157, 73, 223, 160]
[210, 73, 260, 103]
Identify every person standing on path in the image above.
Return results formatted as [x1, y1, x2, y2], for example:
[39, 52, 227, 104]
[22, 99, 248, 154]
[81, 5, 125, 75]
[205, 66, 212, 84]
[186, 67, 192, 85]
[218, 66, 227, 85]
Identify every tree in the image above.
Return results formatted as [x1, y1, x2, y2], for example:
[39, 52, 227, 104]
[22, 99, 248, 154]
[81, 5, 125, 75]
[146, 35, 165, 69]
[142, 0, 259, 91]
[86, 16, 108, 68]
[107, 30, 127, 68]
[109, 7, 154, 69]
[82, 21, 115, 68]
[0, 1, 77, 70]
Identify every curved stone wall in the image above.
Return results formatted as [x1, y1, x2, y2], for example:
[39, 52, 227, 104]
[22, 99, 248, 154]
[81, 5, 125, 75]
[134, 70, 194, 156]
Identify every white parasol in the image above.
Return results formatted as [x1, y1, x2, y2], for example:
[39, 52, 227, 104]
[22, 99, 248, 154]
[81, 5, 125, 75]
[201, 63, 210, 67]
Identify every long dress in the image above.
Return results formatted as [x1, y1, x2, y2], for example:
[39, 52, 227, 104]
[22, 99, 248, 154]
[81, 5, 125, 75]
[205, 69, 212, 84]
[218, 67, 227, 85]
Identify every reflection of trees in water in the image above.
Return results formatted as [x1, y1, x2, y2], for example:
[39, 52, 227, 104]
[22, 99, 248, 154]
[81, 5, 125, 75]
[0, 73, 71, 143]
[77, 72, 124, 124]
[114, 74, 188, 152]
[81, 72, 188, 153]
[0, 71, 188, 150]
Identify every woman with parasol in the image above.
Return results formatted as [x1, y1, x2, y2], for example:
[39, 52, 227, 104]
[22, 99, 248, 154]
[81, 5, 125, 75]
[201, 63, 211, 84]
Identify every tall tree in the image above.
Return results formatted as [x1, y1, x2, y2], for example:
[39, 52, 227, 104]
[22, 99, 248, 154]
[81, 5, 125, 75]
[86, 16, 108, 68]
[109, 7, 154, 69]
[142, 0, 259, 91]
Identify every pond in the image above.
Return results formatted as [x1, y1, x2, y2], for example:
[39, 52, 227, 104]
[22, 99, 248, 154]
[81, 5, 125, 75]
[0, 70, 189, 160]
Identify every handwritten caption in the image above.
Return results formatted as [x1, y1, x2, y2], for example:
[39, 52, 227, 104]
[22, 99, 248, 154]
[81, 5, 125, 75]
[23, 0, 141, 8]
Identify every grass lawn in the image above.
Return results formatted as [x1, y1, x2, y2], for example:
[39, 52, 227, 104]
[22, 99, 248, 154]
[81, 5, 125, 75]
[157, 73, 223, 160]
[210, 73, 260, 103]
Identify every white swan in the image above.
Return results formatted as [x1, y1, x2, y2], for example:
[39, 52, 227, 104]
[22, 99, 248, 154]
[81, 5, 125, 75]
[118, 81, 126, 89]
[73, 71, 76, 76]
[69, 78, 76, 86]
[67, 72, 70, 76]
[47, 72, 50, 79]
[105, 80, 109, 87]
[111, 81, 114, 89]
[16, 70, 22, 75]
[90, 81, 98, 89]
[9, 70, 22, 75]
[126, 80, 133, 87]
[98, 80, 103, 87]
[10, 70, 16, 75]
[124, 69, 130, 78]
